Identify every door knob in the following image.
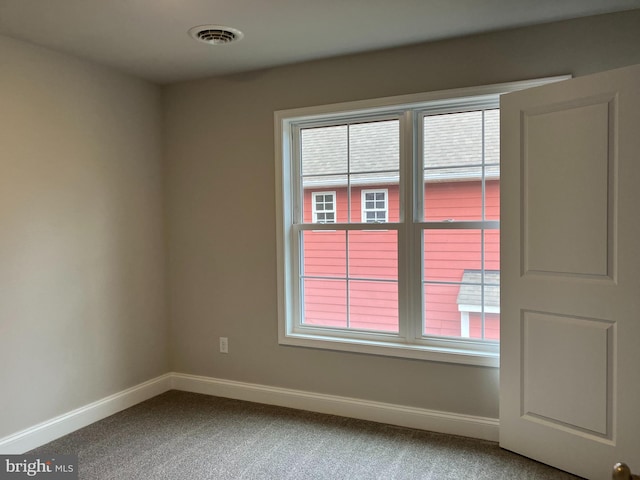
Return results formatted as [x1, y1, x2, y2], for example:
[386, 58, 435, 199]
[613, 463, 640, 480]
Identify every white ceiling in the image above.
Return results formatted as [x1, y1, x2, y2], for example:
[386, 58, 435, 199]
[0, 0, 638, 84]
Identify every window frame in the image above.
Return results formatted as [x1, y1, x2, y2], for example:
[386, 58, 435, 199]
[311, 191, 337, 224]
[361, 189, 388, 223]
[275, 77, 569, 367]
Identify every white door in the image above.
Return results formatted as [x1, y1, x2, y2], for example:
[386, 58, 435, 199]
[500, 63, 640, 480]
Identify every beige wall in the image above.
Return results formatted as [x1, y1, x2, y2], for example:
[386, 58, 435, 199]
[164, 10, 640, 419]
[1, 10, 638, 440]
[0, 36, 167, 437]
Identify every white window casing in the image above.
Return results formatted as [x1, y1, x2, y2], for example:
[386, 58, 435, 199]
[274, 76, 570, 367]
[312, 191, 336, 223]
[361, 189, 388, 223]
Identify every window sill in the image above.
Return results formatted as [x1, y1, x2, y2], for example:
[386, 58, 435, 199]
[279, 331, 499, 367]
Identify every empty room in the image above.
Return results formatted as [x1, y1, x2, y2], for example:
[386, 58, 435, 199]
[1, 1, 639, 479]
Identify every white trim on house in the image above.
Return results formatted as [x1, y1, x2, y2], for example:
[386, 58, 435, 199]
[311, 190, 337, 223]
[0, 372, 499, 453]
[361, 188, 388, 223]
[458, 304, 500, 314]
[458, 306, 500, 338]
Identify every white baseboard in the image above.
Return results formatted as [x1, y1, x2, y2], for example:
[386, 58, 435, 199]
[0, 374, 172, 454]
[170, 373, 499, 442]
[0, 372, 498, 453]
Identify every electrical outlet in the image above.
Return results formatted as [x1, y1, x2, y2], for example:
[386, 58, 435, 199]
[219, 337, 228, 354]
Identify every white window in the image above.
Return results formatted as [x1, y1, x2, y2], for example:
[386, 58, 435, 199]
[361, 189, 388, 223]
[312, 191, 336, 223]
[275, 78, 561, 366]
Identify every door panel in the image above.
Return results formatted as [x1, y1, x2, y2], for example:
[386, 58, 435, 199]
[523, 97, 613, 278]
[522, 311, 613, 438]
[500, 64, 640, 480]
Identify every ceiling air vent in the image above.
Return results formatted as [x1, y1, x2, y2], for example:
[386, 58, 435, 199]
[189, 25, 244, 45]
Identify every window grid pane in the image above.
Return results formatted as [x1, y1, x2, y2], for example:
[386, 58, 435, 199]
[300, 229, 399, 333]
[301, 120, 399, 225]
[422, 109, 500, 223]
[422, 228, 500, 340]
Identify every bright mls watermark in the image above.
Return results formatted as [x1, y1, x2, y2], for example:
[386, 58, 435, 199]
[0, 456, 77, 479]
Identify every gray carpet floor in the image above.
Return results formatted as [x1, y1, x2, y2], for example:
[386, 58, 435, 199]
[28, 390, 582, 479]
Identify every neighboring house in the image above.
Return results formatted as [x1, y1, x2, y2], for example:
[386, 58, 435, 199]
[300, 112, 500, 340]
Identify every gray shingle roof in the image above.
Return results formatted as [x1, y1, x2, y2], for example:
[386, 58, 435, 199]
[456, 270, 500, 308]
[301, 109, 499, 188]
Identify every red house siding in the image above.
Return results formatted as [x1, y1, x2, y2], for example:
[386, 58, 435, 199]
[302, 180, 500, 340]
